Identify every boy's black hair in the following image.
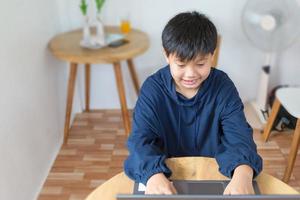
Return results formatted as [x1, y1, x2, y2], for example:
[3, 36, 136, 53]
[162, 11, 217, 61]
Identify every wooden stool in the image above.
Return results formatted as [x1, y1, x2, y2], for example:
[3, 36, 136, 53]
[262, 87, 300, 182]
[48, 26, 149, 143]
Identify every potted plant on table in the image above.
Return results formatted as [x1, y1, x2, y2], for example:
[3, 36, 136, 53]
[95, 0, 106, 45]
[80, 0, 90, 42]
[79, 0, 106, 47]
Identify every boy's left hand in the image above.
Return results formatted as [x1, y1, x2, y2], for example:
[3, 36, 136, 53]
[223, 165, 255, 195]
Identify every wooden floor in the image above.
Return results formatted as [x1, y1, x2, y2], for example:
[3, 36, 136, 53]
[38, 110, 300, 200]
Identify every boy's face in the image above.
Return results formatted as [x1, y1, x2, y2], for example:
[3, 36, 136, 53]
[165, 53, 213, 94]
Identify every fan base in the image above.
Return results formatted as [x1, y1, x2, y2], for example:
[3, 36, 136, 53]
[244, 101, 267, 130]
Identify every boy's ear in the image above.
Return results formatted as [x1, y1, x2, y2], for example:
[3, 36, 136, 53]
[163, 49, 170, 64]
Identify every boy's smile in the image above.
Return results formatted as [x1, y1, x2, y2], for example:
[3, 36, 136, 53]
[182, 79, 197, 86]
[165, 53, 214, 98]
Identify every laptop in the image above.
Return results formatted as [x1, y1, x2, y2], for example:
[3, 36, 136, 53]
[133, 180, 261, 195]
[116, 180, 300, 200]
[116, 194, 300, 200]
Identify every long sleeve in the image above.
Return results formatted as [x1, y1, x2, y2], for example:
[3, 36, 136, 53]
[215, 79, 263, 178]
[124, 79, 172, 185]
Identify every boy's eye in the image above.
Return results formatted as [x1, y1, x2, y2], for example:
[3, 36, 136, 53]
[177, 63, 185, 67]
[197, 64, 205, 67]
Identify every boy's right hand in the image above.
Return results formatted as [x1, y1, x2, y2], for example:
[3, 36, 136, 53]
[145, 173, 178, 195]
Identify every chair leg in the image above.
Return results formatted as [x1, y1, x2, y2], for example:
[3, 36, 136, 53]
[113, 62, 131, 135]
[262, 98, 281, 142]
[85, 63, 91, 112]
[64, 63, 78, 144]
[283, 119, 300, 183]
[127, 59, 140, 95]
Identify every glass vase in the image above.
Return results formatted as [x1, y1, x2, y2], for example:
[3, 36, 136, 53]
[95, 15, 106, 46]
[82, 15, 91, 43]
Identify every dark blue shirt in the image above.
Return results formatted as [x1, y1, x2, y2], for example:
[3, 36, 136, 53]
[124, 66, 262, 185]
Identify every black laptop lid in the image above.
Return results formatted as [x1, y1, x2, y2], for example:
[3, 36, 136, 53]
[117, 194, 300, 200]
[133, 180, 260, 195]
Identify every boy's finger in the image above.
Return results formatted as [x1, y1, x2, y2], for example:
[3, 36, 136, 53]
[163, 189, 173, 195]
[145, 188, 160, 195]
[223, 187, 230, 195]
[170, 183, 178, 194]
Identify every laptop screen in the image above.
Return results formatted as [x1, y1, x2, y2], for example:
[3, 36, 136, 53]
[116, 194, 300, 200]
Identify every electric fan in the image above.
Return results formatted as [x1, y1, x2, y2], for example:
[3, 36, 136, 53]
[241, 0, 300, 123]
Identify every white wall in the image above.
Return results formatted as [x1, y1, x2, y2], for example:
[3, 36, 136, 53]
[0, 0, 72, 199]
[61, 0, 300, 109]
[1, 1, 299, 200]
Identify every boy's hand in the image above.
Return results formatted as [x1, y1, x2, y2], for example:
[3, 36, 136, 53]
[223, 165, 255, 195]
[145, 173, 177, 195]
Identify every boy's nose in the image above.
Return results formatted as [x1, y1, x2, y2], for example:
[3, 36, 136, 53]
[184, 66, 196, 78]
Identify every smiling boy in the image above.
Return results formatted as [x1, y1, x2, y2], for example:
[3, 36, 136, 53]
[124, 11, 262, 195]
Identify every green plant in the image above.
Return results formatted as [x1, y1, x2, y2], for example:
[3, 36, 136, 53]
[80, 0, 88, 16]
[95, 0, 105, 13]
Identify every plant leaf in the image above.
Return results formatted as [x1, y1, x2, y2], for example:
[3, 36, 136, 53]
[95, 0, 105, 13]
[80, 0, 88, 15]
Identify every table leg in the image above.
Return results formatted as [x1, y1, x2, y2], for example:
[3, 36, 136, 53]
[113, 62, 131, 135]
[63, 63, 78, 144]
[262, 98, 281, 142]
[85, 63, 91, 112]
[283, 119, 300, 182]
[127, 59, 140, 95]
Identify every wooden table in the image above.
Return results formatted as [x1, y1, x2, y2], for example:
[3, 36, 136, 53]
[48, 26, 149, 143]
[84, 157, 299, 200]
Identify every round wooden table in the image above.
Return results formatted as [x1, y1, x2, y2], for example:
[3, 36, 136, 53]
[84, 157, 299, 200]
[48, 26, 149, 143]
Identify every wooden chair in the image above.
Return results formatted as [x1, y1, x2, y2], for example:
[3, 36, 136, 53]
[212, 35, 221, 68]
[262, 87, 300, 182]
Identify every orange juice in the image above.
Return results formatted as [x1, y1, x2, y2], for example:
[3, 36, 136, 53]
[120, 20, 131, 34]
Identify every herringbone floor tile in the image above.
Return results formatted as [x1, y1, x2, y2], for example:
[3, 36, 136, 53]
[38, 110, 300, 200]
